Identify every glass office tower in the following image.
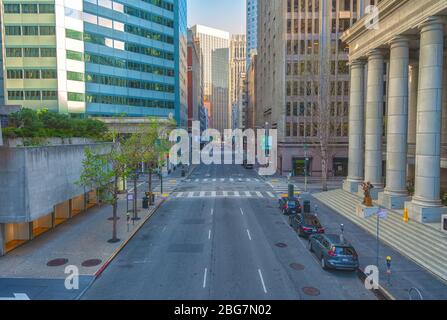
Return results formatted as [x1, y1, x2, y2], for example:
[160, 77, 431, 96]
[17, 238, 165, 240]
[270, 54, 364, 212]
[1, 0, 187, 124]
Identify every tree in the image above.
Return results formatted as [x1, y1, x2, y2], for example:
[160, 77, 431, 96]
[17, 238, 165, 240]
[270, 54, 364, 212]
[78, 131, 128, 243]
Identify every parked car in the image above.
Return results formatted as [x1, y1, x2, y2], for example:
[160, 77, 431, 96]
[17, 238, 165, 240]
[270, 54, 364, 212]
[308, 234, 359, 271]
[282, 198, 302, 216]
[289, 213, 324, 238]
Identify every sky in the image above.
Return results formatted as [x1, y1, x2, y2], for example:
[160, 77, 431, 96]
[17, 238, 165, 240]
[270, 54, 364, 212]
[187, 0, 246, 35]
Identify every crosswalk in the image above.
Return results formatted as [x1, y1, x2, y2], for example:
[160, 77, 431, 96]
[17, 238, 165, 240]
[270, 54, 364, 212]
[266, 179, 301, 197]
[184, 178, 261, 183]
[171, 191, 277, 199]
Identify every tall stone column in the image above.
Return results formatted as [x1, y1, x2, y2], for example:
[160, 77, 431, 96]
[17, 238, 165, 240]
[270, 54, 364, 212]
[361, 49, 385, 199]
[407, 60, 418, 181]
[343, 60, 366, 193]
[379, 37, 411, 209]
[0, 224, 5, 257]
[406, 17, 447, 223]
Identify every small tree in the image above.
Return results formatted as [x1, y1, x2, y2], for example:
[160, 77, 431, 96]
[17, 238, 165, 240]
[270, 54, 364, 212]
[78, 132, 128, 243]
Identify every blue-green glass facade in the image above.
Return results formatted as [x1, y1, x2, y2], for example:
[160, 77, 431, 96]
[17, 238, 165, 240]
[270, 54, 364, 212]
[81, 0, 186, 124]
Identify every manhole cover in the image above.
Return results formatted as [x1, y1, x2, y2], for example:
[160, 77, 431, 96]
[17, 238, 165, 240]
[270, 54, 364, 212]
[275, 243, 288, 248]
[290, 263, 305, 271]
[82, 259, 102, 267]
[302, 287, 320, 296]
[47, 258, 69, 267]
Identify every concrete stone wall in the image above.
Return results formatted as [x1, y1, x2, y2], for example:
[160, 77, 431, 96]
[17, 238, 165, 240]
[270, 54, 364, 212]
[0, 143, 112, 224]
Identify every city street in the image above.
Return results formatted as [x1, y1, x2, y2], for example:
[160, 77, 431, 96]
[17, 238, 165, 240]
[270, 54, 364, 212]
[82, 163, 375, 300]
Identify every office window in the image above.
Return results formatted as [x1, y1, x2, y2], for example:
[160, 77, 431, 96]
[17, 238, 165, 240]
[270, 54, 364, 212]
[41, 69, 57, 79]
[67, 71, 85, 82]
[25, 91, 41, 100]
[4, 4, 20, 13]
[66, 29, 83, 41]
[7, 69, 23, 79]
[39, 4, 55, 13]
[21, 4, 38, 13]
[68, 92, 85, 102]
[24, 70, 40, 79]
[5, 26, 21, 35]
[23, 26, 39, 36]
[6, 48, 22, 57]
[24, 48, 40, 57]
[8, 91, 24, 100]
[41, 48, 57, 57]
[40, 26, 56, 35]
[42, 91, 58, 100]
[66, 50, 83, 61]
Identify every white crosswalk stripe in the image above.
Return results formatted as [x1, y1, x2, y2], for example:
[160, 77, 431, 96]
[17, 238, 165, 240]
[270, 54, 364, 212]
[267, 179, 301, 197]
[171, 191, 275, 199]
[184, 178, 263, 183]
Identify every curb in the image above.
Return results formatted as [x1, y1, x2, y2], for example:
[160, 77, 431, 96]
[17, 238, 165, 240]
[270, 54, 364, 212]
[76, 197, 166, 300]
[356, 268, 396, 300]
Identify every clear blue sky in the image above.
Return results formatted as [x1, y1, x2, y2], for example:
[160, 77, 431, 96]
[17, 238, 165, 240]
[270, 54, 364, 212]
[187, 0, 246, 35]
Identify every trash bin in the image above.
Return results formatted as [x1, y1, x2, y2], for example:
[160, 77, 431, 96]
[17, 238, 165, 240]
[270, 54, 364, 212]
[142, 197, 149, 209]
[304, 200, 311, 213]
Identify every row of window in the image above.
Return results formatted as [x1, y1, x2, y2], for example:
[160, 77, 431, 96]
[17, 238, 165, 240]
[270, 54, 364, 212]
[5, 25, 55, 36]
[82, 52, 174, 77]
[86, 73, 174, 93]
[78, 31, 174, 61]
[286, 101, 349, 118]
[287, 40, 349, 56]
[286, 60, 348, 76]
[6, 47, 56, 58]
[86, 94, 175, 109]
[6, 69, 57, 79]
[122, 5, 173, 28]
[286, 81, 350, 97]
[285, 122, 349, 138]
[8, 90, 57, 101]
[4, 3, 54, 14]
[286, 0, 356, 13]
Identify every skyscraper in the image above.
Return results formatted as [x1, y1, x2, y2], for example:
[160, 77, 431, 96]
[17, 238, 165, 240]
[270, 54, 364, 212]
[230, 34, 246, 105]
[190, 25, 230, 133]
[246, 0, 257, 68]
[0, 0, 187, 126]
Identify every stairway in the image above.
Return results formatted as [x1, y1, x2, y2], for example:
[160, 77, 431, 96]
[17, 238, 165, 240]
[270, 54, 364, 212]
[314, 189, 447, 282]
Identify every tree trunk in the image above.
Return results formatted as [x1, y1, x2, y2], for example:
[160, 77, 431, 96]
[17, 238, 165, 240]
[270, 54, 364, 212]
[321, 145, 328, 192]
[133, 174, 138, 219]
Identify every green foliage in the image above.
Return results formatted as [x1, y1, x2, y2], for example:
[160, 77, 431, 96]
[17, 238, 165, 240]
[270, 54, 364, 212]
[2, 108, 108, 140]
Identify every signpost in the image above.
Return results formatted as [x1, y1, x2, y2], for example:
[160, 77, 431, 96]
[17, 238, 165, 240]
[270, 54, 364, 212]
[304, 144, 309, 193]
[362, 207, 388, 268]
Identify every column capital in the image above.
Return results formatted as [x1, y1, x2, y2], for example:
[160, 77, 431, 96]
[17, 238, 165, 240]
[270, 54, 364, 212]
[419, 16, 445, 32]
[349, 59, 366, 68]
[366, 48, 384, 60]
[389, 36, 410, 49]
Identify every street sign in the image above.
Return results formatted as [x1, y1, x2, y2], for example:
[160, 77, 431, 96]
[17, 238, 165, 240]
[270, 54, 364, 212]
[378, 209, 388, 219]
[127, 193, 134, 201]
[362, 207, 380, 219]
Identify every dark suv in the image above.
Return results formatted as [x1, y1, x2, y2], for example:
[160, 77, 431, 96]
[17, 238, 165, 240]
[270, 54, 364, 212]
[289, 213, 324, 238]
[308, 234, 359, 271]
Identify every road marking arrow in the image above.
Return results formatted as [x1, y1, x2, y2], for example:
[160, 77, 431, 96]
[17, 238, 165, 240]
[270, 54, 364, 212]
[0, 293, 30, 300]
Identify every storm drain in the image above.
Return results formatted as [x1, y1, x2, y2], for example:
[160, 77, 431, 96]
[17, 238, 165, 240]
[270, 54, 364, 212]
[47, 258, 69, 267]
[82, 259, 102, 267]
[302, 287, 320, 296]
[275, 243, 288, 248]
[289, 263, 305, 271]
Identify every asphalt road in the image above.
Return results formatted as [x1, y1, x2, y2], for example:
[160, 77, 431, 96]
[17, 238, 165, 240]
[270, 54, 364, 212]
[81, 164, 375, 300]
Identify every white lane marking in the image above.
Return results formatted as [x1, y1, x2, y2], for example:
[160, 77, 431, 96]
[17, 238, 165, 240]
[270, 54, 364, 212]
[203, 268, 208, 288]
[208, 229, 211, 240]
[213, 179, 216, 182]
[211, 191, 216, 197]
[204, 179, 208, 182]
[162, 226, 167, 233]
[220, 178, 225, 182]
[234, 191, 240, 197]
[254, 178, 259, 182]
[177, 192, 184, 198]
[230, 178, 234, 182]
[211, 208, 214, 216]
[247, 229, 252, 241]
[195, 179, 199, 182]
[0, 293, 30, 301]
[245, 191, 251, 197]
[200, 191, 205, 197]
[188, 192, 194, 198]
[247, 178, 251, 182]
[128, 182, 145, 193]
[240, 208, 244, 215]
[223, 191, 228, 197]
[267, 192, 275, 198]
[256, 191, 263, 198]
[258, 269, 267, 294]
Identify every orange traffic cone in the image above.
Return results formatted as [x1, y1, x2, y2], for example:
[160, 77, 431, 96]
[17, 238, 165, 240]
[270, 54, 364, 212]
[403, 208, 409, 223]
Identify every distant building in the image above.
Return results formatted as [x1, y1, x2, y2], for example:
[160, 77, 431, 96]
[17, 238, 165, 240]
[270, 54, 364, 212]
[230, 35, 246, 105]
[0, 0, 187, 127]
[190, 25, 230, 133]
[246, 0, 257, 68]
[187, 30, 204, 132]
[246, 52, 257, 130]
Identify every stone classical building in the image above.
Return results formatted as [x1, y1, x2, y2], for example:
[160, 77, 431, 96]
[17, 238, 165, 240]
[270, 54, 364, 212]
[230, 35, 246, 105]
[342, 0, 447, 223]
